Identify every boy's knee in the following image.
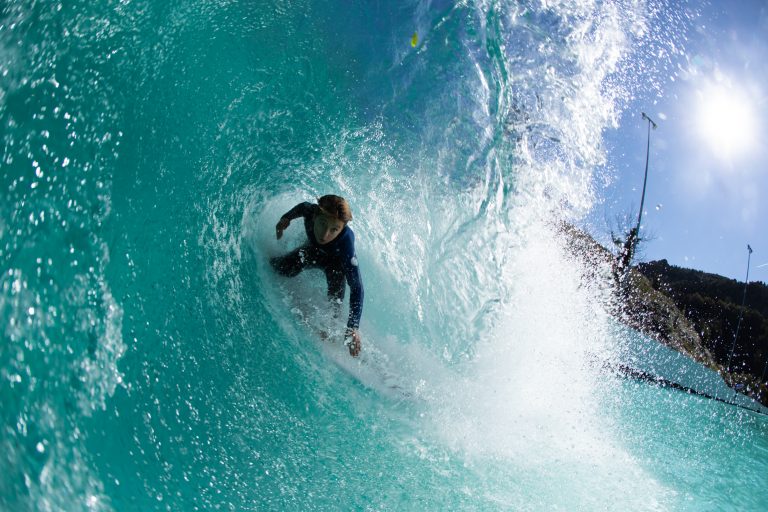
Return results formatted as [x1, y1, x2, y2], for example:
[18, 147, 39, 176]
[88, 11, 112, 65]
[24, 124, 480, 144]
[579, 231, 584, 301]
[269, 256, 284, 272]
[271, 255, 301, 277]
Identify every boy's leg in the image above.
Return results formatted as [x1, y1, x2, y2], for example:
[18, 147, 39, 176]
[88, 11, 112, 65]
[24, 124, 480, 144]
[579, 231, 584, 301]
[270, 247, 310, 277]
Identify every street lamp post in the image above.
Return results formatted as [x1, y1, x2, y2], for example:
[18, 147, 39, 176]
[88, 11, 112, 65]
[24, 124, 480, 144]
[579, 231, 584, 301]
[634, 112, 657, 240]
[726, 244, 753, 373]
[618, 112, 657, 275]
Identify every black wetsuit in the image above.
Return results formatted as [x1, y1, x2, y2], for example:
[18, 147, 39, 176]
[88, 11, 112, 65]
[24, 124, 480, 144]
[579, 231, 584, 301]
[270, 202, 364, 330]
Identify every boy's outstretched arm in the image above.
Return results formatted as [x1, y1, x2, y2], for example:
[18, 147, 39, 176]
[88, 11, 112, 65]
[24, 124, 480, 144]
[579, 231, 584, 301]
[275, 202, 312, 239]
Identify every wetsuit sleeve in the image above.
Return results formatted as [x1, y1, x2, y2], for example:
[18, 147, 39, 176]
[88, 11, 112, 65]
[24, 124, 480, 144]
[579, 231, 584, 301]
[342, 232, 364, 330]
[281, 202, 313, 221]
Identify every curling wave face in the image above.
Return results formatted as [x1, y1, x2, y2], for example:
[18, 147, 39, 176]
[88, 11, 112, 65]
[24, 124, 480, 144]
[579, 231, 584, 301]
[2, 1, 767, 510]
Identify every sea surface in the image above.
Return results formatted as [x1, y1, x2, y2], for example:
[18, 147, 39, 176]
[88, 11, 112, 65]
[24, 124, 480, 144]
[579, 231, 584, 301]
[2, 0, 767, 510]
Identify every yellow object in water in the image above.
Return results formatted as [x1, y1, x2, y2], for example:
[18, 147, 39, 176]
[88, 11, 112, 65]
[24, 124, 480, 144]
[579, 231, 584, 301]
[411, 32, 418, 47]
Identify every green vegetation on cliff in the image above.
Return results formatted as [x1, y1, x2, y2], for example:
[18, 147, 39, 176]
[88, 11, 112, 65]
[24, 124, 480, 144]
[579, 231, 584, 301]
[637, 260, 768, 382]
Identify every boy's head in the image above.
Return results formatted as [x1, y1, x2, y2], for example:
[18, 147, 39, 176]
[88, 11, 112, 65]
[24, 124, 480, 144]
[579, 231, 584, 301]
[317, 195, 353, 224]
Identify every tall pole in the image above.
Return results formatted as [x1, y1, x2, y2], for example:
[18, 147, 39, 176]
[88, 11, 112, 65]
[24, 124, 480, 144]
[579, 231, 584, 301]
[619, 112, 657, 274]
[634, 112, 657, 238]
[726, 244, 753, 373]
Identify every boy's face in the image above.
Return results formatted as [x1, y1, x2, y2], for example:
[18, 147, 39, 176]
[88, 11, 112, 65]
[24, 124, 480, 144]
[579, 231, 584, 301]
[314, 213, 345, 245]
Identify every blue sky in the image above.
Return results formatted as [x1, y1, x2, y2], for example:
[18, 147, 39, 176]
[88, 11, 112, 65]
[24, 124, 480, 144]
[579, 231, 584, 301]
[593, 0, 768, 283]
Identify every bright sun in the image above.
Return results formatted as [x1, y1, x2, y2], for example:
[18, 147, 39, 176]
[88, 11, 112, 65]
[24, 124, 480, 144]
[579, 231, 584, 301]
[695, 82, 758, 162]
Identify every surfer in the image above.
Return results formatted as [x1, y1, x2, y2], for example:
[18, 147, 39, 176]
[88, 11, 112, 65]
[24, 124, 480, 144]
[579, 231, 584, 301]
[271, 195, 364, 357]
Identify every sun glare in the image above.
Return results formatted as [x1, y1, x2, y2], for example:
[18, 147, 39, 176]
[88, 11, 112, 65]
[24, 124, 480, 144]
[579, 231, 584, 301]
[694, 83, 759, 162]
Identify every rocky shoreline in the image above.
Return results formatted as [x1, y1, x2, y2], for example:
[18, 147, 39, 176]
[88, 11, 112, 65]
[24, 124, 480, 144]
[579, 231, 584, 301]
[559, 222, 768, 408]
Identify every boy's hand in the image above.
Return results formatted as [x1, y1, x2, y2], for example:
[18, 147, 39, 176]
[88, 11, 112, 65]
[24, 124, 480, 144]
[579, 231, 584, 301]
[345, 329, 361, 357]
[275, 217, 290, 239]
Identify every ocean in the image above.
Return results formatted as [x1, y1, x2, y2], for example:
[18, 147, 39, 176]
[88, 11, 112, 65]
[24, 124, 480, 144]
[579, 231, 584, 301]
[2, 0, 767, 510]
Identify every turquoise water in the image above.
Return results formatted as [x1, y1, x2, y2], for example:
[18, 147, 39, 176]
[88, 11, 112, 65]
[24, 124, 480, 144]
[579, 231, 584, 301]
[2, 1, 767, 510]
